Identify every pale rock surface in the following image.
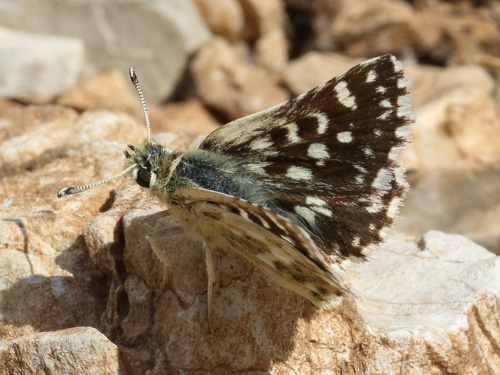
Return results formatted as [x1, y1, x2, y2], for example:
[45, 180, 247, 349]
[193, 0, 244, 42]
[281, 52, 364, 95]
[191, 37, 289, 120]
[311, 0, 418, 56]
[407, 62, 500, 171]
[239, 0, 285, 41]
[84, 175, 500, 374]
[0, 327, 120, 375]
[57, 70, 140, 113]
[0, 0, 211, 103]
[0, 104, 146, 343]
[149, 99, 219, 136]
[1, 100, 500, 373]
[0, 27, 84, 103]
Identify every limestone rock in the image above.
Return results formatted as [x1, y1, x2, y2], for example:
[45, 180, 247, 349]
[57, 70, 139, 113]
[0, 27, 84, 103]
[193, 0, 244, 42]
[311, 0, 418, 56]
[281, 52, 363, 95]
[191, 37, 289, 120]
[0, 0, 211, 103]
[149, 100, 219, 136]
[0, 327, 120, 375]
[84, 176, 500, 374]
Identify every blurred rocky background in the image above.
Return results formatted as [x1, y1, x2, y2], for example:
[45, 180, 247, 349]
[0, 0, 499, 374]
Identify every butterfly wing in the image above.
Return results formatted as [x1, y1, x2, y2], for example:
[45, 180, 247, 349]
[199, 54, 412, 262]
[170, 187, 348, 309]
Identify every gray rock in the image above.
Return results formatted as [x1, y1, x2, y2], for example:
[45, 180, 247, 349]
[0, 0, 211, 103]
[0, 27, 84, 102]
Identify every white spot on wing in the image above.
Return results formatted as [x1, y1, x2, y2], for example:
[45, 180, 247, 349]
[308, 143, 329, 159]
[306, 196, 328, 206]
[352, 237, 360, 247]
[337, 131, 353, 143]
[380, 99, 392, 108]
[372, 168, 393, 190]
[246, 162, 271, 175]
[284, 122, 301, 144]
[286, 166, 313, 181]
[376, 86, 386, 94]
[395, 125, 411, 140]
[250, 136, 273, 150]
[334, 81, 357, 109]
[295, 205, 316, 224]
[310, 112, 329, 135]
[366, 70, 377, 83]
[390, 55, 404, 72]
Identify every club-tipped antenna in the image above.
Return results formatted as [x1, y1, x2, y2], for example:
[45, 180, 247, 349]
[129, 66, 151, 142]
[58, 163, 138, 198]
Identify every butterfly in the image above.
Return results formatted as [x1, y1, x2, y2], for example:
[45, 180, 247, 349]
[59, 54, 412, 324]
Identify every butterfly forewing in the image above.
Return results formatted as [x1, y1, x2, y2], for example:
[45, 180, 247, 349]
[199, 54, 412, 263]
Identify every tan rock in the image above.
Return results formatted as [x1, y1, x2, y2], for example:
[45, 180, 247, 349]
[239, 0, 284, 41]
[0, 104, 147, 341]
[84, 176, 500, 374]
[407, 62, 499, 171]
[255, 28, 289, 72]
[193, 0, 244, 42]
[0, 0, 211, 103]
[281, 52, 363, 95]
[57, 70, 140, 112]
[149, 99, 220, 137]
[0, 327, 120, 375]
[312, 0, 418, 56]
[191, 37, 289, 120]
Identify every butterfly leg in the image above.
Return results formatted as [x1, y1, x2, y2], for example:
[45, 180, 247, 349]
[146, 225, 185, 301]
[204, 243, 215, 332]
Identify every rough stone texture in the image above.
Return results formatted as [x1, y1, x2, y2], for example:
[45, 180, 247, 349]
[193, 0, 244, 42]
[84, 177, 500, 374]
[312, 0, 418, 56]
[0, 102, 146, 343]
[0, 27, 84, 103]
[57, 70, 139, 113]
[149, 99, 219, 136]
[0, 327, 120, 375]
[239, 0, 285, 41]
[281, 52, 364, 95]
[191, 37, 289, 120]
[0, 0, 211, 103]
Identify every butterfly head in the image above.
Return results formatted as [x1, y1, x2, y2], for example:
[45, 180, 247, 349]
[58, 66, 169, 198]
[124, 141, 170, 189]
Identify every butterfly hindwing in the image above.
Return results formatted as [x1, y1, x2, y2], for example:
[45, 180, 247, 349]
[170, 187, 348, 308]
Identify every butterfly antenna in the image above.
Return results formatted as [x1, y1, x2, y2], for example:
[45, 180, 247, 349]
[57, 163, 137, 198]
[129, 66, 151, 143]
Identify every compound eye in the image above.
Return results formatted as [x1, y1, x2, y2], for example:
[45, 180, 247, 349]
[136, 168, 151, 188]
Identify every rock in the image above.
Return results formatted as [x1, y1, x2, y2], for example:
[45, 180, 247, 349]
[84, 175, 500, 374]
[57, 70, 139, 112]
[311, 0, 418, 56]
[0, 327, 120, 375]
[191, 37, 289, 120]
[0, 0, 211, 103]
[149, 99, 220, 137]
[397, 167, 500, 255]
[281, 52, 363, 95]
[239, 0, 285, 41]
[0, 103, 147, 342]
[406, 62, 499, 171]
[0, 27, 84, 103]
[193, 0, 244, 42]
[255, 28, 289, 72]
